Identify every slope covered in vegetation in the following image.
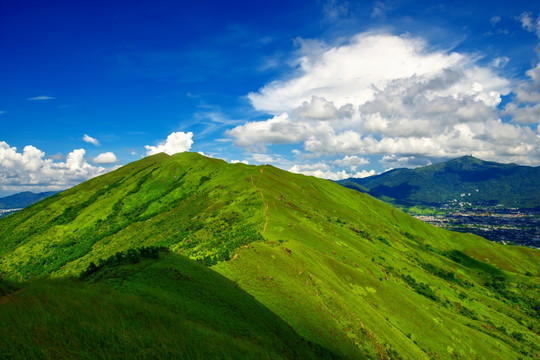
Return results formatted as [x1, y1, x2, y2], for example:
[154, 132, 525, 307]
[0, 247, 337, 359]
[0, 152, 539, 359]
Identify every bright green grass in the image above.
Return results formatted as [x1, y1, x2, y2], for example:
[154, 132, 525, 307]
[1, 152, 539, 359]
[0, 249, 339, 360]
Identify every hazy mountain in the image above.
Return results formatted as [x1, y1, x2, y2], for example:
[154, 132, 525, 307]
[0, 191, 59, 210]
[338, 156, 540, 209]
[0, 152, 538, 359]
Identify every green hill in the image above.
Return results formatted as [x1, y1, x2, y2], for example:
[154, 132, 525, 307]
[1, 152, 539, 359]
[0, 248, 337, 359]
[337, 156, 540, 209]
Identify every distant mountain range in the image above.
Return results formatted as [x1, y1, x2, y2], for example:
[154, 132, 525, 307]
[338, 156, 540, 209]
[0, 191, 59, 210]
[1, 152, 538, 359]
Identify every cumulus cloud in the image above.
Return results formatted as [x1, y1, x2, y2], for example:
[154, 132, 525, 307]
[294, 96, 354, 120]
[226, 113, 312, 149]
[92, 152, 118, 164]
[83, 134, 100, 146]
[0, 141, 107, 193]
[358, 69, 504, 137]
[302, 120, 539, 161]
[504, 63, 540, 125]
[250, 153, 277, 164]
[229, 32, 539, 166]
[247, 33, 485, 114]
[145, 131, 193, 156]
[380, 155, 432, 169]
[230, 159, 249, 164]
[289, 162, 376, 180]
[333, 155, 369, 170]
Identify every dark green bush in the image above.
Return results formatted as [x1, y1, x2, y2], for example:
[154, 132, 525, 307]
[80, 246, 167, 279]
[401, 274, 439, 302]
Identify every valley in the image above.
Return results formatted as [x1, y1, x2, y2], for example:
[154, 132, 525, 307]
[412, 206, 539, 248]
[338, 156, 540, 249]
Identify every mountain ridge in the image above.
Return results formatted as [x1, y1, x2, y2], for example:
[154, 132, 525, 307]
[1, 152, 538, 359]
[338, 156, 540, 209]
[0, 191, 60, 219]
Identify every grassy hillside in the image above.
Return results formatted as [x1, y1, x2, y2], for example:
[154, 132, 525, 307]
[0, 248, 337, 359]
[1, 152, 539, 359]
[338, 156, 540, 209]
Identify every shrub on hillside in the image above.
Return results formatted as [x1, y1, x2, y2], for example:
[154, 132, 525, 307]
[80, 246, 167, 278]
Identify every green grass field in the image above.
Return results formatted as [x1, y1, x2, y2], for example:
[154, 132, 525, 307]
[1, 152, 538, 359]
[0, 248, 338, 360]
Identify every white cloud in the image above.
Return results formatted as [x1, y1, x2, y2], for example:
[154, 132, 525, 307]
[491, 56, 509, 68]
[380, 155, 432, 169]
[145, 131, 193, 156]
[92, 152, 118, 164]
[322, 0, 348, 21]
[247, 33, 481, 114]
[83, 134, 100, 146]
[490, 16, 501, 26]
[230, 159, 249, 164]
[294, 96, 354, 120]
[27, 96, 55, 101]
[289, 162, 376, 180]
[48, 152, 65, 161]
[226, 113, 312, 149]
[371, 1, 390, 19]
[0, 141, 107, 193]
[351, 169, 377, 178]
[518, 12, 540, 38]
[504, 63, 540, 124]
[250, 153, 277, 164]
[333, 155, 369, 170]
[229, 32, 540, 165]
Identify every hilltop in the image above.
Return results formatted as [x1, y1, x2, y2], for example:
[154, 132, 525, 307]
[338, 156, 540, 209]
[0, 152, 539, 359]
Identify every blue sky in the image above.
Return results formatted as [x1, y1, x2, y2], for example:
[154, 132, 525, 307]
[1, 0, 540, 196]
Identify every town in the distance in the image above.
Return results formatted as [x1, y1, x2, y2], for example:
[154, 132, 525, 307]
[337, 155, 540, 249]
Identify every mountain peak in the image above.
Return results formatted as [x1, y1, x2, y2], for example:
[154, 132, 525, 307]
[443, 155, 487, 170]
[339, 155, 540, 208]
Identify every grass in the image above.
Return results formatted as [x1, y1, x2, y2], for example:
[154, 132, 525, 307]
[0, 152, 539, 359]
[0, 249, 339, 360]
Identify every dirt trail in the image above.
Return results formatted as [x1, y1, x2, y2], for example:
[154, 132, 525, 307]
[391, 209, 398, 222]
